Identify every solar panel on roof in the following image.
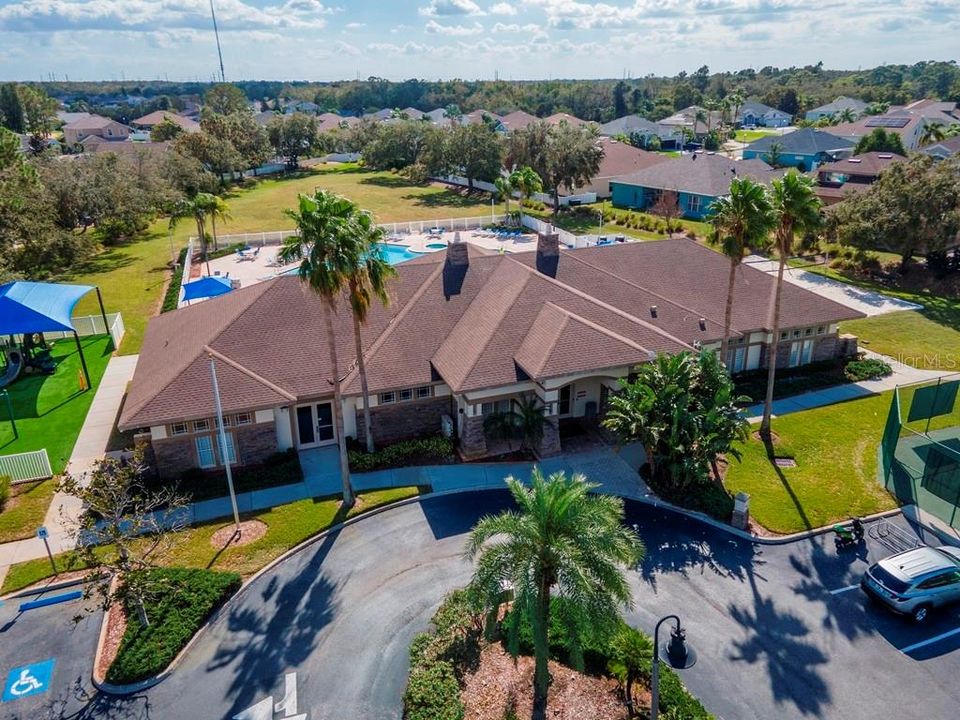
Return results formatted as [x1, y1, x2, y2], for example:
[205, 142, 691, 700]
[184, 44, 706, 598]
[865, 116, 910, 128]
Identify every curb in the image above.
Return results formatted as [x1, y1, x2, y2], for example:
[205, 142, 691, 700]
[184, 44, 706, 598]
[87, 483, 910, 696]
[90, 489, 431, 696]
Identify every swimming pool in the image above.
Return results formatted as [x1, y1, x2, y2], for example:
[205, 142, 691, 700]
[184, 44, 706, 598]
[283, 243, 420, 274]
[426, 243, 447, 250]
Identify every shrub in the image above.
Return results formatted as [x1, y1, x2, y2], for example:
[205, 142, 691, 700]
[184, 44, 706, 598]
[0, 475, 10, 511]
[170, 448, 303, 503]
[403, 660, 464, 720]
[349, 435, 455, 473]
[206, 242, 246, 261]
[844, 357, 893, 382]
[160, 247, 189, 313]
[107, 568, 241, 684]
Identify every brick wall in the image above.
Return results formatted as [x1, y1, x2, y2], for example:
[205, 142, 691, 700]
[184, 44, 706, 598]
[460, 415, 488, 458]
[149, 420, 277, 479]
[357, 396, 451, 446]
[762, 333, 853, 369]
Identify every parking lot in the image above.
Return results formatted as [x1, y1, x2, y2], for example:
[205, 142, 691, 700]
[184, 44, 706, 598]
[0, 590, 100, 720]
[1, 496, 959, 719]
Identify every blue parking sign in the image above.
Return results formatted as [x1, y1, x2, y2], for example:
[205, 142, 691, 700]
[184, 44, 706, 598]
[2, 659, 55, 702]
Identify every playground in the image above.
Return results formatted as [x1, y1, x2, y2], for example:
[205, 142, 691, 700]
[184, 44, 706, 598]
[880, 374, 960, 529]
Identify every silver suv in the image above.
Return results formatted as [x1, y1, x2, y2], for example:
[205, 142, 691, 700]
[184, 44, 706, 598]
[861, 545, 960, 623]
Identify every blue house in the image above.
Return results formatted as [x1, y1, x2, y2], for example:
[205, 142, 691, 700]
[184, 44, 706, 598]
[742, 128, 855, 171]
[609, 153, 783, 220]
[738, 101, 792, 128]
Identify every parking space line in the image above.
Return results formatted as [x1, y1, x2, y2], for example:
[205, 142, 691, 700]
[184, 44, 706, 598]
[829, 584, 860, 595]
[900, 627, 960, 655]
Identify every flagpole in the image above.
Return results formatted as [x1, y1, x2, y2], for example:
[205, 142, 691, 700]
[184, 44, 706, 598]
[209, 353, 241, 534]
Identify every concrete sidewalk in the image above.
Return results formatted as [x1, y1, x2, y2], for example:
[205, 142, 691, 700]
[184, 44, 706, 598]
[744, 349, 949, 423]
[0, 354, 139, 586]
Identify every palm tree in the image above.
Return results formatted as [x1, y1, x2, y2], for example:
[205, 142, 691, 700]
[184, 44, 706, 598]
[729, 89, 745, 129]
[945, 123, 960, 138]
[694, 108, 708, 137]
[703, 99, 718, 135]
[279, 190, 365, 507]
[494, 175, 513, 216]
[920, 121, 946, 147]
[708, 177, 777, 365]
[510, 165, 543, 206]
[465, 470, 643, 715]
[608, 625, 653, 713]
[765, 141, 785, 168]
[347, 210, 397, 454]
[168, 192, 230, 275]
[836, 107, 857, 124]
[204, 194, 231, 252]
[760, 173, 822, 438]
[719, 96, 732, 128]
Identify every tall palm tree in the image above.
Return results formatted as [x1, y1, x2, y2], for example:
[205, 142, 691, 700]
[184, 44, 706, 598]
[836, 107, 857, 124]
[347, 210, 397, 453]
[760, 173, 822, 437]
[494, 175, 513, 216]
[279, 190, 364, 506]
[703, 99, 718, 135]
[694, 108, 708, 137]
[920, 121, 946, 147]
[169, 192, 230, 275]
[729, 89, 745, 129]
[708, 177, 776, 365]
[510, 165, 543, 206]
[204, 194, 231, 252]
[465, 470, 643, 715]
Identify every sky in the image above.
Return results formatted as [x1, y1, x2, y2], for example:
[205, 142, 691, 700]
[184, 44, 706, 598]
[0, 0, 958, 82]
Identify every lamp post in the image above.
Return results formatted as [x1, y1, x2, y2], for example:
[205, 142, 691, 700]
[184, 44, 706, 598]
[208, 353, 241, 536]
[491, 195, 495, 223]
[651, 615, 697, 720]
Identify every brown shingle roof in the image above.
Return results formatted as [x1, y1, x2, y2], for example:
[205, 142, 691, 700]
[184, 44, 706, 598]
[131, 111, 199, 131]
[499, 110, 538, 131]
[817, 151, 905, 177]
[612, 154, 785, 197]
[121, 239, 863, 429]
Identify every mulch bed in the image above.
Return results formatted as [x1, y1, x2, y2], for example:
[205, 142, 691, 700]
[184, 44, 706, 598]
[210, 519, 267, 549]
[462, 645, 629, 720]
[96, 600, 127, 682]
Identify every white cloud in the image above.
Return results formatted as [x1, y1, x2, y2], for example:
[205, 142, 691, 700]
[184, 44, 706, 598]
[425, 19, 484, 35]
[344, 21, 366, 29]
[418, 0, 485, 18]
[0, 0, 336, 33]
[492, 22, 540, 32]
[489, 2, 517, 14]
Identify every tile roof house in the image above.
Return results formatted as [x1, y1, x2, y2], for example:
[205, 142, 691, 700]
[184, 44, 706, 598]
[463, 109, 501, 127]
[316, 112, 358, 133]
[742, 128, 855, 171]
[131, 110, 200, 133]
[813, 151, 905, 205]
[499, 110, 539, 133]
[738, 101, 792, 128]
[804, 97, 868, 122]
[609, 153, 785, 219]
[597, 115, 684, 148]
[62, 114, 132, 147]
[569, 138, 673, 198]
[120, 237, 861, 477]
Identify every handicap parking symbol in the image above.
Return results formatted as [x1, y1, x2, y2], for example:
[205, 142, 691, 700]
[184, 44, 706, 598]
[2, 659, 55, 702]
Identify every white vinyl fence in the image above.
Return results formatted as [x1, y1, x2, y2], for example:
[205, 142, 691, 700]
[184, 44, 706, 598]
[0, 449, 53, 483]
[14, 313, 125, 348]
[436, 174, 597, 207]
[519, 214, 582, 248]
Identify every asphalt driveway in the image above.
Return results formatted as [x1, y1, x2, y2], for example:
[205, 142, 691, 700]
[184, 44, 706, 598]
[4, 493, 960, 719]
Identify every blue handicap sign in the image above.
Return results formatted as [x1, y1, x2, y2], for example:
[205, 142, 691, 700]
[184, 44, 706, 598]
[2, 659, 55, 702]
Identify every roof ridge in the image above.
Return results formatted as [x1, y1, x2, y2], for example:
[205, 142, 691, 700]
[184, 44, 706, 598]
[341, 260, 447, 390]
[516, 303, 570, 377]
[432, 257, 531, 390]
[544, 302, 655, 355]
[204, 345, 297, 401]
[541, 245, 723, 341]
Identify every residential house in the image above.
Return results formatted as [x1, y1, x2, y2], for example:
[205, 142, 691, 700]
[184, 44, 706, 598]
[130, 110, 200, 133]
[609, 153, 784, 219]
[400, 107, 425, 120]
[658, 106, 721, 136]
[828, 100, 960, 151]
[544, 112, 589, 127]
[598, 115, 684, 148]
[119, 237, 862, 477]
[365, 108, 394, 121]
[317, 112, 358, 133]
[922, 136, 960, 161]
[56, 111, 93, 126]
[423, 108, 453, 127]
[742, 128, 855, 171]
[499, 110, 539, 133]
[284, 101, 320, 115]
[738, 101, 792, 128]
[813, 151, 905, 206]
[463, 109, 502, 128]
[93, 141, 172, 158]
[254, 110, 279, 126]
[570, 137, 673, 199]
[805, 97, 868, 123]
[62, 114, 132, 147]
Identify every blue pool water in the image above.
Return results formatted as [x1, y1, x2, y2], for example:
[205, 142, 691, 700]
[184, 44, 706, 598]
[284, 243, 420, 274]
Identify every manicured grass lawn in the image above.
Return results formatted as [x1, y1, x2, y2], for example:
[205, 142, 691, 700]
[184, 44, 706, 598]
[1, 486, 421, 594]
[725, 392, 899, 534]
[734, 129, 779, 143]
[0, 480, 56, 544]
[528, 204, 711, 242]
[64, 227, 178, 355]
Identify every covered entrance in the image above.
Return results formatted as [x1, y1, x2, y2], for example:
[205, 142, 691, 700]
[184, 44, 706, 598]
[296, 401, 335, 448]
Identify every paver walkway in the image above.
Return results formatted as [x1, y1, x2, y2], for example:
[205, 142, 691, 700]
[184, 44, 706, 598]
[0, 354, 138, 587]
[746, 255, 922, 316]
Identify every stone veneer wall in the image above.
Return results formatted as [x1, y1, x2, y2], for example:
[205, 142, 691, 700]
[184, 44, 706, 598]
[459, 415, 488, 458]
[356, 396, 452, 446]
[536, 415, 562, 458]
[150, 420, 277, 479]
[761, 333, 855, 369]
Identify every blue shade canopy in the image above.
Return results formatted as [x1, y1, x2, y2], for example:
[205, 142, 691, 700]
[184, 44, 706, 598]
[0, 281, 95, 334]
[181, 276, 233, 302]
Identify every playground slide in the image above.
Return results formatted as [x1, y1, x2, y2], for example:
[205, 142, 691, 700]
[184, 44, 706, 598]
[0, 350, 23, 389]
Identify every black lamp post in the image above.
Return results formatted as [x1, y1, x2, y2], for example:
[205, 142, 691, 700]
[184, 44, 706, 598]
[651, 615, 697, 720]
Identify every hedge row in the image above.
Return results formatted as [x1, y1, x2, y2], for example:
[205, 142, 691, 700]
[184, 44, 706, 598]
[844, 357, 893, 382]
[172, 449, 303, 502]
[107, 567, 241, 684]
[160, 247, 189, 313]
[348, 436, 455, 474]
